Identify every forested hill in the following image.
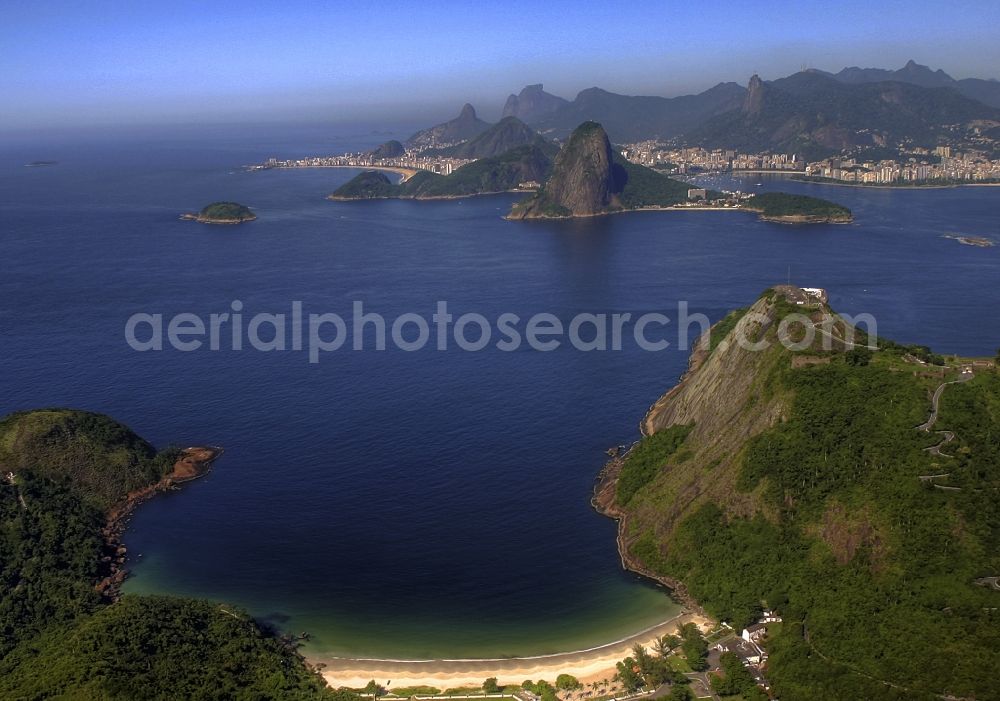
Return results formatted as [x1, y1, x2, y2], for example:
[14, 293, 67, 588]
[599, 287, 1000, 700]
[0, 408, 355, 700]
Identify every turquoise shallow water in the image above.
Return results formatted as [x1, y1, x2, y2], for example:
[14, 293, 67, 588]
[2, 124, 998, 659]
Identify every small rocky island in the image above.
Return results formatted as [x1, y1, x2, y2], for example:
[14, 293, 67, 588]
[181, 201, 257, 224]
[944, 234, 994, 247]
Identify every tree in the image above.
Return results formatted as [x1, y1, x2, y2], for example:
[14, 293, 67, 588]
[632, 643, 654, 676]
[654, 634, 680, 657]
[710, 652, 759, 697]
[483, 678, 499, 694]
[845, 347, 873, 366]
[668, 685, 692, 701]
[365, 680, 381, 700]
[535, 681, 557, 701]
[615, 658, 643, 692]
[555, 674, 580, 691]
[678, 623, 708, 671]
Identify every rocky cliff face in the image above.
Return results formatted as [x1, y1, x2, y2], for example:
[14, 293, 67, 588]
[502, 83, 570, 121]
[508, 121, 624, 218]
[596, 287, 857, 545]
[742, 74, 766, 115]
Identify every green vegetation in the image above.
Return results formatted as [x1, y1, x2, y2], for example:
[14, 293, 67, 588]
[195, 201, 256, 222]
[0, 472, 104, 656]
[482, 678, 500, 694]
[387, 686, 441, 696]
[424, 117, 553, 160]
[743, 192, 852, 221]
[710, 652, 767, 700]
[611, 632, 697, 696]
[519, 681, 557, 701]
[881, 341, 946, 365]
[330, 170, 400, 199]
[618, 296, 1000, 700]
[0, 408, 353, 699]
[406, 144, 554, 198]
[615, 158, 691, 209]
[616, 425, 692, 506]
[442, 687, 485, 696]
[0, 409, 175, 509]
[708, 307, 748, 352]
[554, 674, 580, 691]
[0, 596, 343, 700]
[677, 622, 707, 672]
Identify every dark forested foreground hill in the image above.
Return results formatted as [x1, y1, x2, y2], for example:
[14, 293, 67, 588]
[0, 409, 356, 700]
[598, 288, 1000, 701]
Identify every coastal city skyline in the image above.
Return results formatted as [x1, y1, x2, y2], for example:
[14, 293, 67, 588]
[4, 0, 1000, 129]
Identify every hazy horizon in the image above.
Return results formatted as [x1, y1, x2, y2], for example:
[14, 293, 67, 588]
[4, 0, 1000, 130]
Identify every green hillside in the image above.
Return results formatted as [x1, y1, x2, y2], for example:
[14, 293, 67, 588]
[607, 289, 1000, 700]
[0, 409, 174, 509]
[0, 409, 354, 699]
[423, 116, 552, 159]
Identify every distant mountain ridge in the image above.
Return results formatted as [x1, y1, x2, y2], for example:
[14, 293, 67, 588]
[402, 61, 1000, 159]
[686, 69, 1000, 159]
[824, 59, 1000, 108]
[507, 82, 746, 142]
[493, 61, 999, 149]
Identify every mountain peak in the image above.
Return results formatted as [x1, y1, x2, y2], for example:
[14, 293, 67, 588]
[502, 84, 569, 120]
[406, 104, 491, 148]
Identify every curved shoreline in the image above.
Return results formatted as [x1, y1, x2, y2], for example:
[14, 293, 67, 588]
[318, 611, 710, 689]
[788, 176, 1000, 190]
[272, 164, 419, 183]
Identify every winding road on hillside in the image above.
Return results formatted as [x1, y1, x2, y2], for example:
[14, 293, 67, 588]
[917, 370, 973, 485]
[918, 371, 973, 433]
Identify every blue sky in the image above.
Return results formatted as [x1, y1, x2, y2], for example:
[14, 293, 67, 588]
[3, 0, 1000, 128]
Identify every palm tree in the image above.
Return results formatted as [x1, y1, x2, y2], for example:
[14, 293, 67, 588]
[653, 635, 670, 658]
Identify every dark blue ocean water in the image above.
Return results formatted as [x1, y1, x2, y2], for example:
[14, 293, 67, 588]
[2, 124, 999, 659]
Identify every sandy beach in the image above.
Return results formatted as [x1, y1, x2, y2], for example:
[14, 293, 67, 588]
[275, 164, 420, 183]
[320, 612, 712, 689]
